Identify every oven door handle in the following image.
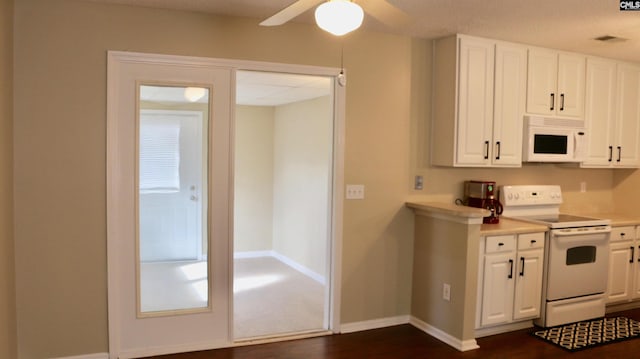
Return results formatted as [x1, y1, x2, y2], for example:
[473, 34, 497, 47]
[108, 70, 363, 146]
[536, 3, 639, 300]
[551, 226, 611, 237]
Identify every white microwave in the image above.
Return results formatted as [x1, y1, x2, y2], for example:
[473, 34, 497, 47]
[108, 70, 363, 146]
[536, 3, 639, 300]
[523, 116, 587, 163]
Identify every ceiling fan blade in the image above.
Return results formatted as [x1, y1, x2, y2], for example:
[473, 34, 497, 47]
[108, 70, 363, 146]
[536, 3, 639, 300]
[360, 0, 410, 27]
[260, 0, 326, 26]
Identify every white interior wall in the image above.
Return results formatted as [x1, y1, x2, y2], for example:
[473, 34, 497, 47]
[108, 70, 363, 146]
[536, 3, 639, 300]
[234, 96, 332, 279]
[234, 105, 275, 252]
[272, 96, 332, 276]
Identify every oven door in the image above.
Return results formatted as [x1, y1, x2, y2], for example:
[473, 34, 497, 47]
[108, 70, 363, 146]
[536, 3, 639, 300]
[546, 226, 610, 301]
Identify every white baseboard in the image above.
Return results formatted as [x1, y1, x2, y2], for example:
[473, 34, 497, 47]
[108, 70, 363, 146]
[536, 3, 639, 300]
[234, 250, 326, 285]
[410, 316, 479, 352]
[474, 320, 533, 338]
[51, 353, 109, 359]
[340, 315, 410, 334]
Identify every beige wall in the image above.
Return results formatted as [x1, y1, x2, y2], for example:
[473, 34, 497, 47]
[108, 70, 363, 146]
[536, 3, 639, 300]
[273, 96, 332, 276]
[234, 105, 275, 252]
[13, 0, 417, 356]
[613, 170, 640, 216]
[0, 0, 16, 358]
[11, 0, 632, 357]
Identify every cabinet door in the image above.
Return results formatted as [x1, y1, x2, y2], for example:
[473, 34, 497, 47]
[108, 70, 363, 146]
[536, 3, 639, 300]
[556, 53, 586, 117]
[582, 58, 617, 167]
[513, 248, 544, 320]
[481, 253, 515, 326]
[456, 37, 494, 165]
[492, 43, 526, 167]
[614, 63, 640, 167]
[607, 241, 633, 303]
[526, 49, 557, 115]
[634, 244, 640, 300]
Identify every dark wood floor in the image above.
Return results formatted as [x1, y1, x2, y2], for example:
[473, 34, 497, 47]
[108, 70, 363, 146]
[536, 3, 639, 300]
[150, 308, 640, 359]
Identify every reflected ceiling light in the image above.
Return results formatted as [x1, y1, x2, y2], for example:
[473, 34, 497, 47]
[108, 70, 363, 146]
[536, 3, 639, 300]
[314, 0, 364, 36]
[184, 87, 206, 102]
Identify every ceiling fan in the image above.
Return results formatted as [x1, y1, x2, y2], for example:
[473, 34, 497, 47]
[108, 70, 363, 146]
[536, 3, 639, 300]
[260, 0, 408, 36]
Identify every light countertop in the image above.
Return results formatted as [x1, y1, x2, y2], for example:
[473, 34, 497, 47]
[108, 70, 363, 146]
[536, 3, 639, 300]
[405, 201, 489, 219]
[579, 212, 640, 227]
[480, 218, 548, 236]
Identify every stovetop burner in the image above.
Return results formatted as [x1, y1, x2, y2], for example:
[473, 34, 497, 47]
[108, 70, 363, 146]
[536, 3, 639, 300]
[511, 213, 610, 229]
[499, 185, 610, 229]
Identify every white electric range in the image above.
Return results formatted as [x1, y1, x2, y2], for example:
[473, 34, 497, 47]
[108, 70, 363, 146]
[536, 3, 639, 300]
[500, 185, 611, 327]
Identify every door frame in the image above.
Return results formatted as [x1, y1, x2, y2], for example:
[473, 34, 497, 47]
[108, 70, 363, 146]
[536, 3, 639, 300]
[107, 51, 345, 356]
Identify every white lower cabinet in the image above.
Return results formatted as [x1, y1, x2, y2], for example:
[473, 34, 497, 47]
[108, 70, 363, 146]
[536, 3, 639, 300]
[478, 232, 545, 328]
[606, 226, 640, 303]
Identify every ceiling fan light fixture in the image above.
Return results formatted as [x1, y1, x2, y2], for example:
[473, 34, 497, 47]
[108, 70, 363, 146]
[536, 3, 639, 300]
[314, 0, 364, 36]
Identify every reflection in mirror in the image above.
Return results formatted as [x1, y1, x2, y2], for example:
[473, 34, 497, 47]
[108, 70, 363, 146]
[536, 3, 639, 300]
[137, 84, 210, 316]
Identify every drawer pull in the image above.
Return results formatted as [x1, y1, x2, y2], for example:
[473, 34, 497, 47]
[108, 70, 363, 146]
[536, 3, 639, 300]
[530, 240, 537, 244]
[498, 242, 504, 246]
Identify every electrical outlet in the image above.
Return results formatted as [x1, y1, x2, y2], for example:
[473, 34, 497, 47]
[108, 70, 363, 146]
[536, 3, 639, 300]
[346, 184, 365, 200]
[580, 181, 587, 193]
[443, 283, 451, 301]
[415, 175, 424, 190]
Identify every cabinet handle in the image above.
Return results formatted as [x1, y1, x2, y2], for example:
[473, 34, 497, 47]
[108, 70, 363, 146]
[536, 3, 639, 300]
[519, 257, 525, 276]
[550, 93, 555, 111]
[495, 141, 501, 160]
[618, 146, 622, 162]
[560, 93, 565, 111]
[531, 239, 537, 244]
[638, 246, 639, 262]
[609, 146, 613, 162]
[508, 259, 514, 279]
[498, 242, 504, 246]
[631, 246, 635, 264]
[484, 141, 489, 159]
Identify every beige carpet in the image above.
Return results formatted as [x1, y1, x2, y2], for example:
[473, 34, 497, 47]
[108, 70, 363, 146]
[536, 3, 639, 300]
[234, 256, 326, 339]
[139, 256, 326, 338]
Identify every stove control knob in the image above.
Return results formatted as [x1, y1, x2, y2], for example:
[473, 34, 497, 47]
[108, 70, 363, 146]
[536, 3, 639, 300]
[514, 193, 520, 200]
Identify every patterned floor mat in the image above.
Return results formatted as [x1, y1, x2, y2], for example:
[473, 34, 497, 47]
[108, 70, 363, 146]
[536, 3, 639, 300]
[532, 316, 640, 351]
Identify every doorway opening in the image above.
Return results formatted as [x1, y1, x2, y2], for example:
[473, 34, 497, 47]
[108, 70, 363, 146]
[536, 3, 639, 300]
[233, 70, 335, 339]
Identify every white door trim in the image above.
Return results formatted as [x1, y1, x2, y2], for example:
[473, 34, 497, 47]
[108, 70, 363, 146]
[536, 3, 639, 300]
[107, 50, 344, 356]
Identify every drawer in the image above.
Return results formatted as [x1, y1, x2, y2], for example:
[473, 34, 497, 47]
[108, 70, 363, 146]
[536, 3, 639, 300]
[485, 235, 516, 254]
[611, 226, 636, 242]
[518, 232, 545, 250]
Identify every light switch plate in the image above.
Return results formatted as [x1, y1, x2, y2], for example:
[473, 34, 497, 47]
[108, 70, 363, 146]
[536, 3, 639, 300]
[346, 184, 365, 199]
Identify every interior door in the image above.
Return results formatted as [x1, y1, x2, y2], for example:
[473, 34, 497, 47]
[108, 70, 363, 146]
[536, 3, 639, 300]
[107, 52, 233, 358]
[139, 109, 203, 262]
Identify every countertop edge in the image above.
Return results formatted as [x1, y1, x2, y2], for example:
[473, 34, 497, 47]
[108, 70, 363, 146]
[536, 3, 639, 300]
[406, 201, 490, 219]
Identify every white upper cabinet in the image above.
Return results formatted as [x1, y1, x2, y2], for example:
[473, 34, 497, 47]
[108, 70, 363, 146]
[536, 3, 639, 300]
[493, 44, 527, 166]
[615, 63, 640, 167]
[431, 35, 526, 167]
[582, 58, 640, 168]
[526, 48, 585, 118]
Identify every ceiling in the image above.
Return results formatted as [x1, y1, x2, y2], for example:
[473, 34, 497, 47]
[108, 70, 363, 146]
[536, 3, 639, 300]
[86, 0, 640, 106]
[82, 0, 640, 63]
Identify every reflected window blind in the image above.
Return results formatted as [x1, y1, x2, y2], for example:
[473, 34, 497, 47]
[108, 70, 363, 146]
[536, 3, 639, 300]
[139, 118, 180, 193]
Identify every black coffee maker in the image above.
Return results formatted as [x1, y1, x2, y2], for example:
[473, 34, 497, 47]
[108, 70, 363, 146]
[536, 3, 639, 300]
[463, 180, 503, 224]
